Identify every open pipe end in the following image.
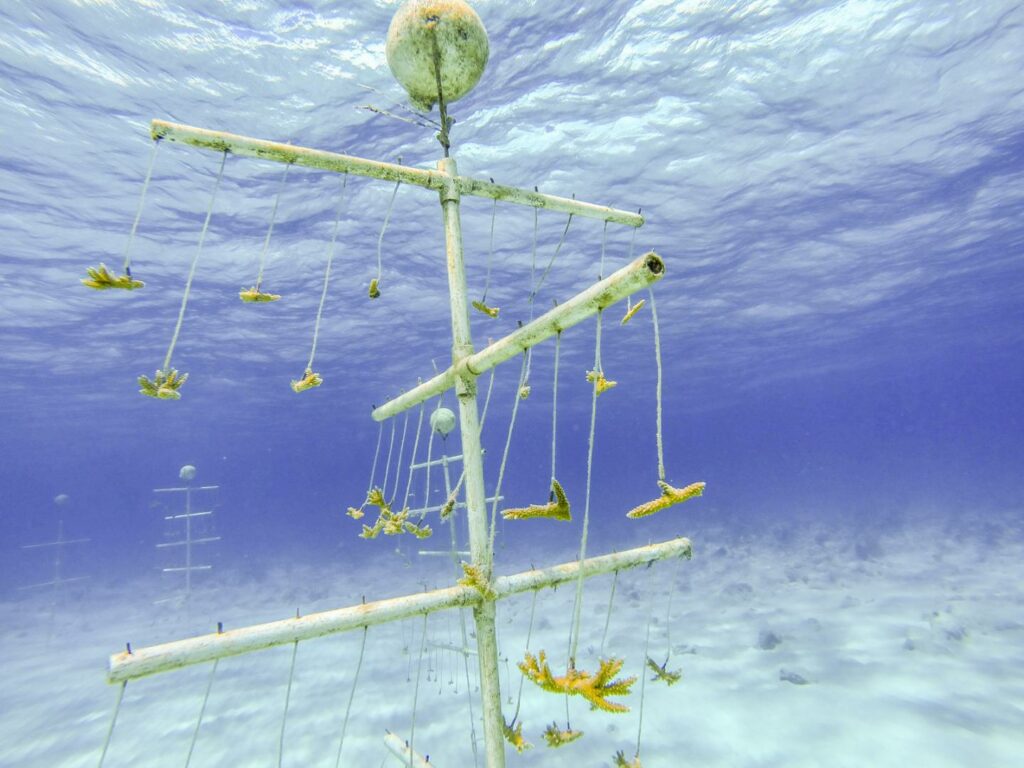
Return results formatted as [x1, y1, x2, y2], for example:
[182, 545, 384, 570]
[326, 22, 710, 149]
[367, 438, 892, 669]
[643, 251, 665, 276]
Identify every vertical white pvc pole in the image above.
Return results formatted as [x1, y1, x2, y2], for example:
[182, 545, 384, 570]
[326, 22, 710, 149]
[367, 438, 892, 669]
[437, 157, 505, 768]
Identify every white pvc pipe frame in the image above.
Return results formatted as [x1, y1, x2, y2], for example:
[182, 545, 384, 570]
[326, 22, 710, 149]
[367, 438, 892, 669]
[108, 537, 691, 683]
[131, 120, 677, 768]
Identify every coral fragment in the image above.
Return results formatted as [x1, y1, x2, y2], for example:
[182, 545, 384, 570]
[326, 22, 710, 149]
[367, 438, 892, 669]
[626, 480, 705, 519]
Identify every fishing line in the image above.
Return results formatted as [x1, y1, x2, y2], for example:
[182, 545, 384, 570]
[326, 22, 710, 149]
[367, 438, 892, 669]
[121, 138, 160, 277]
[162, 150, 227, 372]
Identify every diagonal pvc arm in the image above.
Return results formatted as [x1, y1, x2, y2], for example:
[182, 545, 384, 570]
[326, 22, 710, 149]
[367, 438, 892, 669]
[150, 120, 643, 226]
[372, 251, 665, 422]
[107, 536, 691, 683]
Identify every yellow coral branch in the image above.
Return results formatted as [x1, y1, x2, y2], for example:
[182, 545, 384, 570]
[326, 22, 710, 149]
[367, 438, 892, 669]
[543, 722, 583, 748]
[613, 750, 643, 768]
[645, 655, 682, 686]
[620, 299, 645, 325]
[138, 368, 188, 400]
[586, 369, 617, 395]
[502, 479, 571, 522]
[239, 286, 281, 302]
[502, 719, 532, 753]
[472, 300, 500, 319]
[290, 368, 322, 393]
[82, 263, 144, 290]
[625, 480, 705, 519]
[518, 651, 636, 713]
[458, 562, 496, 600]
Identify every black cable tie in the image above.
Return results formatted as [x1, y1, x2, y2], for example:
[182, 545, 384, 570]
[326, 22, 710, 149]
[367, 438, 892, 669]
[126, 642, 132, 654]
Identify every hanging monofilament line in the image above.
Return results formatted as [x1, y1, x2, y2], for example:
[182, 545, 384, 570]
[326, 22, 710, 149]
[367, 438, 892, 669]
[278, 635, 300, 768]
[472, 192, 499, 318]
[511, 589, 539, 725]
[529, 209, 573, 302]
[370, 175, 401, 299]
[96, 680, 126, 768]
[137, 150, 226, 400]
[393, 410, 412, 504]
[568, 310, 604, 664]
[550, 331, 561, 497]
[650, 289, 665, 482]
[621, 214, 645, 325]
[240, 162, 290, 302]
[184, 658, 218, 767]
[487, 352, 531, 556]
[528, 203, 539, 319]
[83, 140, 159, 291]
[408, 613, 430, 768]
[291, 174, 348, 393]
[401, 403, 426, 510]
[123, 139, 159, 278]
[334, 625, 368, 768]
[381, 418, 398, 502]
[634, 600, 655, 763]
[599, 570, 619, 657]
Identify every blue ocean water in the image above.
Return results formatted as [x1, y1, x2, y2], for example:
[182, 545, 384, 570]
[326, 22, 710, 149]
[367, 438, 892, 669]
[1, 1, 1022, 766]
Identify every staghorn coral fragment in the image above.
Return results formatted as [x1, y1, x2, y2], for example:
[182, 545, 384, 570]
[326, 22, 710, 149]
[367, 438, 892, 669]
[586, 369, 617, 395]
[368, 277, 381, 298]
[352, 487, 431, 540]
[518, 650, 636, 713]
[542, 722, 583, 748]
[458, 562, 496, 600]
[239, 286, 281, 302]
[620, 299, 645, 325]
[625, 480, 705, 519]
[439, 490, 458, 520]
[82, 263, 144, 291]
[645, 655, 682, 686]
[291, 368, 322, 393]
[613, 750, 643, 768]
[518, 384, 531, 399]
[472, 300, 500, 319]
[502, 479, 571, 522]
[502, 719, 532, 753]
[138, 368, 188, 400]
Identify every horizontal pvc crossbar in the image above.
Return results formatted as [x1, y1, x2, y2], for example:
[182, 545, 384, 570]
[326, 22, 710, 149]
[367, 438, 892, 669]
[373, 251, 665, 421]
[107, 536, 691, 683]
[21, 538, 90, 549]
[384, 732, 433, 768]
[151, 120, 644, 227]
[153, 485, 219, 492]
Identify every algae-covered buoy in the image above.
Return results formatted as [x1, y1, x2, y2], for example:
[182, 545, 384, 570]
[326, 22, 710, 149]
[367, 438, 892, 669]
[386, 0, 489, 111]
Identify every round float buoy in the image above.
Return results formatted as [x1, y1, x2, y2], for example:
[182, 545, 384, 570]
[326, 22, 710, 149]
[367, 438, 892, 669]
[430, 407, 457, 436]
[386, 0, 489, 111]
[179, 464, 197, 481]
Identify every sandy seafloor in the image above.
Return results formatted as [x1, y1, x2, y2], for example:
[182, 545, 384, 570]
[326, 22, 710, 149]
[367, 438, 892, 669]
[3, 513, 1022, 768]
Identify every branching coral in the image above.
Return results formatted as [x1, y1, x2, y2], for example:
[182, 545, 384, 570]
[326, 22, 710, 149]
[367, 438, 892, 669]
[620, 299, 645, 325]
[518, 651, 636, 713]
[353, 487, 432, 540]
[290, 368, 322, 393]
[502, 479, 570, 522]
[82, 263, 144, 290]
[472, 300, 500, 318]
[645, 655, 682, 686]
[625, 480, 705, 519]
[542, 722, 583, 748]
[586, 369, 617, 395]
[239, 286, 281, 302]
[457, 562, 496, 600]
[612, 750, 643, 767]
[502, 719, 531, 753]
[138, 368, 188, 400]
